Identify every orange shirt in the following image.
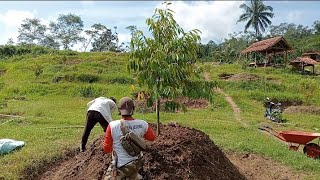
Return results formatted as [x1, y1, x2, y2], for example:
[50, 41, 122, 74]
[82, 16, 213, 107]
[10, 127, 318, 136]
[103, 118, 156, 154]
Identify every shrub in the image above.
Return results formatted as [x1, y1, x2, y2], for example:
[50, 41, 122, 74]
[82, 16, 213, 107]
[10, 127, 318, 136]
[77, 74, 99, 83]
[0, 101, 7, 109]
[297, 78, 318, 104]
[79, 86, 96, 98]
[52, 76, 64, 83]
[64, 74, 76, 82]
[57, 50, 78, 56]
[164, 101, 181, 112]
[108, 77, 135, 84]
[34, 65, 44, 79]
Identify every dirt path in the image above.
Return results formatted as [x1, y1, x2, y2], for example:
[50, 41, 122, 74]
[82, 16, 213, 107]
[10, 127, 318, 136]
[204, 72, 248, 127]
[226, 151, 307, 180]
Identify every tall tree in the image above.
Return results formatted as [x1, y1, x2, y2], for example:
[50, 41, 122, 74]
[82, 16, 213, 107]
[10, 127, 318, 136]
[237, 0, 274, 38]
[41, 35, 60, 50]
[129, 2, 214, 135]
[313, 20, 320, 34]
[6, 38, 15, 45]
[17, 18, 46, 45]
[90, 26, 117, 52]
[126, 25, 137, 38]
[84, 23, 108, 52]
[49, 14, 84, 50]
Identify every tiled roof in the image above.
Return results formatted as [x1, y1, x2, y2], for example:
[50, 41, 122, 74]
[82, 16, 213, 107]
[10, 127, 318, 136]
[241, 36, 292, 54]
[302, 51, 320, 56]
[291, 57, 317, 65]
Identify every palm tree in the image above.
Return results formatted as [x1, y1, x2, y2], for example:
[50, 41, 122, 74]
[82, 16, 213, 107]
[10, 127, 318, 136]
[237, 0, 274, 38]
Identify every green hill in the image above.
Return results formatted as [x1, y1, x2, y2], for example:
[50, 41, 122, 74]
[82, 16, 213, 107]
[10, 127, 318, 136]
[0, 52, 319, 179]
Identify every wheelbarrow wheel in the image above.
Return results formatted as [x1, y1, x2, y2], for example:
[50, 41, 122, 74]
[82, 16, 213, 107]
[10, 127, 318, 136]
[303, 143, 320, 159]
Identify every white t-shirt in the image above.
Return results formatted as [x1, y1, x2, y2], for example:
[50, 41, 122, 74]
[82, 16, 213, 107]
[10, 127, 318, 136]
[109, 119, 149, 167]
[87, 97, 117, 123]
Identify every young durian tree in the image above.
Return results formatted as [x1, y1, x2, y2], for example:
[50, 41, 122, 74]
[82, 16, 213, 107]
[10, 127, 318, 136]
[128, 2, 215, 135]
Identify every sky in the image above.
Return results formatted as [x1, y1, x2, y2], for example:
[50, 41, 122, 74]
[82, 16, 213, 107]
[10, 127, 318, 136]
[0, 1, 319, 51]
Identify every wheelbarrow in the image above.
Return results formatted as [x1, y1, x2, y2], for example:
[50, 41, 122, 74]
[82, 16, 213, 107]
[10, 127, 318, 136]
[259, 125, 320, 159]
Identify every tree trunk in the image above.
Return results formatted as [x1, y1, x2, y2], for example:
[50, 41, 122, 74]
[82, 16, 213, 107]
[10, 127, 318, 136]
[156, 76, 161, 136]
[156, 98, 160, 136]
[83, 37, 93, 52]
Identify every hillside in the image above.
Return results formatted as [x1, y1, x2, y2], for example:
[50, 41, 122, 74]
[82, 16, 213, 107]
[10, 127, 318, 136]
[0, 52, 319, 179]
[0, 52, 136, 179]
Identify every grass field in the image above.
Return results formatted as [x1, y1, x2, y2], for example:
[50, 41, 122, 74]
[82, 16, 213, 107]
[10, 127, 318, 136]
[0, 53, 319, 179]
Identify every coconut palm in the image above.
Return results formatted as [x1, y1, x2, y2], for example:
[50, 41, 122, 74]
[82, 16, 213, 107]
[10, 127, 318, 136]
[237, 0, 274, 38]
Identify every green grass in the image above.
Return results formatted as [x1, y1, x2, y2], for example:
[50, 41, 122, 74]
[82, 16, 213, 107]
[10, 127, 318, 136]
[0, 54, 320, 179]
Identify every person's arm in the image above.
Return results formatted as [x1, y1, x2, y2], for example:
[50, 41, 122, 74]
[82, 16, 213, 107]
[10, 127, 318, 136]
[144, 124, 156, 141]
[103, 125, 113, 154]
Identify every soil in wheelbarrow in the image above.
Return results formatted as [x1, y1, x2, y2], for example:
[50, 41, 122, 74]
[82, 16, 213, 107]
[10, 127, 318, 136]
[35, 123, 245, 180]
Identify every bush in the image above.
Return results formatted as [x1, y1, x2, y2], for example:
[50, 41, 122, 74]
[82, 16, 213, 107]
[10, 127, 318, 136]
[0, 44, 56, 60]
[297, 78, 318, 104]
[33, 65, 44, 79]
[79, 86, 96, 98]
[108, 77, 135, 84]
[57, 50, 78, 56]
[65, 74, 76, 82]
[77, 74, 99, 83]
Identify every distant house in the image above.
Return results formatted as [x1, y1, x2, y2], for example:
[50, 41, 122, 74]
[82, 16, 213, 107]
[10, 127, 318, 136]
[301, 51, 320, 62]
[241, 36, 293, 67]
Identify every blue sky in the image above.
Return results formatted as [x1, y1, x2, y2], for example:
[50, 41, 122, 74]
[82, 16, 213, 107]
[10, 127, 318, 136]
[0, 1, 319, 50]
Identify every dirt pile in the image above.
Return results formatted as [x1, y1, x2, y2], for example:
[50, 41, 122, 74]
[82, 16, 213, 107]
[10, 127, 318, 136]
[38, 123, 245, 180]
[284, 105, 320, 115]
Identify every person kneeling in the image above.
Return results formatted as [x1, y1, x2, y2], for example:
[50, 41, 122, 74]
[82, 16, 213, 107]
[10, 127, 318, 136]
[103, 97, 156, 180]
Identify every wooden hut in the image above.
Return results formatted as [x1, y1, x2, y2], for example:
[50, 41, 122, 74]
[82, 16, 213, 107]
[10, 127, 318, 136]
[241, 36, 293, 67]
[290, 57, 317, 74]
[302, 51, 320, 62]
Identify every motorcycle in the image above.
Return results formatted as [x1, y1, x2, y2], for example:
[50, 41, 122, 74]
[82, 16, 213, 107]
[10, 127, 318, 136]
[264, 97, 285, 123]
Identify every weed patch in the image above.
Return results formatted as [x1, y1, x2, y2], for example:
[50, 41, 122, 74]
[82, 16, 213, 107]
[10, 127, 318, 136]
[107, 77, 135, 84]
[76, 74, 99, 83]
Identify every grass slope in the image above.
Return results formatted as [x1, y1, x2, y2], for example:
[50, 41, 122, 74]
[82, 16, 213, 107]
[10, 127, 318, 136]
[0, 53, 319, 179]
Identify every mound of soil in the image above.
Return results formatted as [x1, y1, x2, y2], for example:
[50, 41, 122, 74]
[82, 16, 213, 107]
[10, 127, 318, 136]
[37, 123, 245, 180]
[271, 100, 303, 110]
[284, 106, 320, 115]
[219, 73, 260, 81]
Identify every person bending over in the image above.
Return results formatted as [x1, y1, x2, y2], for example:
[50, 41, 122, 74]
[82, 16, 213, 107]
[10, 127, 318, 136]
[80, 97, 117, 152]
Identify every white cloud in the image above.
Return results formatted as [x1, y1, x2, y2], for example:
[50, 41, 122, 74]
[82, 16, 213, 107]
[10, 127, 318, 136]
[80, 0, 95, 7]
[164, 1, 244, 43]
[118, 33, 131, 44]
[0, 10, 36, 28]
[286, 11, 302, 23]
[0, 10, 37, 44]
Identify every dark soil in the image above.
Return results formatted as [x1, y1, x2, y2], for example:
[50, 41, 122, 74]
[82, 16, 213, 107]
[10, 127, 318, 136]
[284, 105, 320, 115]
[272, 100, 303, 110]
[226, 152, 307, 180]
[219, 73, 260, 81]
[218, 73, 234, 80]
[36, 123, 245, 180]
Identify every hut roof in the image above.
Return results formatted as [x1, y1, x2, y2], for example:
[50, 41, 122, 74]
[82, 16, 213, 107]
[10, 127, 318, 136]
[302, 51, 320, 56]
[241, 36, 293, 54]
[290, 57, 317, 65]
